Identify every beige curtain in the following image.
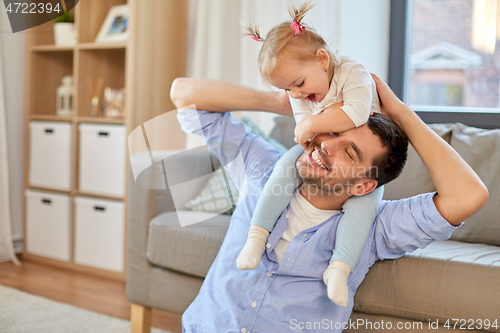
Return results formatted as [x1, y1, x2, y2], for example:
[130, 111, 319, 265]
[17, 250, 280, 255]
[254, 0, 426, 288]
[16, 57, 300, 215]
[126, 0, 188, 152]
[0, 14, 20, 265]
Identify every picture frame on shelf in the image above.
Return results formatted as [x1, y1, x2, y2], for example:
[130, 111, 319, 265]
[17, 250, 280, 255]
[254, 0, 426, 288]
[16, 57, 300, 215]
[95, 4, 129, 43]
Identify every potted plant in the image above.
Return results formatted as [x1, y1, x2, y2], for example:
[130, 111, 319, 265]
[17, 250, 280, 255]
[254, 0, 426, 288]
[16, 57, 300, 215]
[54, 11, 76, 46]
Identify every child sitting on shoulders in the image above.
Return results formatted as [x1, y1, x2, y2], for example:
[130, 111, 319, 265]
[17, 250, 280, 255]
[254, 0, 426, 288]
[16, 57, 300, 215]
[236, 1, 382, 308]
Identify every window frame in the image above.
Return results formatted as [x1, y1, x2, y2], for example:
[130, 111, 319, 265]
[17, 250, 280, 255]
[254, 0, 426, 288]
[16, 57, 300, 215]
[389, 0, 500, 129]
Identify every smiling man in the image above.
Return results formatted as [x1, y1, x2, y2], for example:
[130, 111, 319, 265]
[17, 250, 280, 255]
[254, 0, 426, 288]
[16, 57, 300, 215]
[294, 115, 406, 212]
[170, 76, 488, 333]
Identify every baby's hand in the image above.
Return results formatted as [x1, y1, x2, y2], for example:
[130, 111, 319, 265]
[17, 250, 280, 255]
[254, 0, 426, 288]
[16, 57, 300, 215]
[295, 119, 316, 148]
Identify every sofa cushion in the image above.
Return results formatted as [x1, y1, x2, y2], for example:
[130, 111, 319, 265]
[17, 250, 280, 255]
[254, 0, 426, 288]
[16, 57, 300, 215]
[185, 168, 239, 215]
[448, 123, 500, 246]
[268, 115, 298, 149]
[383, 123, 455, 200]
[241, 115, 288, 154]
[354, 240, 500, 332]
[147, 211, 230, 278]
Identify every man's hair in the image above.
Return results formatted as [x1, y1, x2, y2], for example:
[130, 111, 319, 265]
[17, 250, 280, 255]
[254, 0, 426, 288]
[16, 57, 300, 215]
[366, 113, 409, 187]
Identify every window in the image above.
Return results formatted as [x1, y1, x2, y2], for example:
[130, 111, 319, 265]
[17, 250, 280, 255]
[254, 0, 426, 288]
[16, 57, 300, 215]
[417, 84, 463, 107]
[389, 0, 500, 128]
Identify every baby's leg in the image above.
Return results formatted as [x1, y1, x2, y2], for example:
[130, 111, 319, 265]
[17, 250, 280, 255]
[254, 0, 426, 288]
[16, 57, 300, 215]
[323, 186, 384, 306]
[237, 144, 304, 270]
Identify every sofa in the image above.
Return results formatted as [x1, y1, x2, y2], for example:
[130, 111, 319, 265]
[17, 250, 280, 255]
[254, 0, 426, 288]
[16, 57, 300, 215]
[126, 116, 500, 333]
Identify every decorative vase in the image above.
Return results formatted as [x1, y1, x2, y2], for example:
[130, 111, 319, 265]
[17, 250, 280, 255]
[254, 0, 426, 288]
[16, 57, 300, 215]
[54, 23, 76, 46]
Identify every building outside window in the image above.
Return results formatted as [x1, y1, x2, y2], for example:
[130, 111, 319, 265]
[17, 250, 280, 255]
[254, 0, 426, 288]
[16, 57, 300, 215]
[390, 0, 500, 127]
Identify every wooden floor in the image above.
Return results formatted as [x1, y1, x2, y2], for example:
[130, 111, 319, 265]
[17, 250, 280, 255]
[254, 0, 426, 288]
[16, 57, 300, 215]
[0, 258, 182, 333]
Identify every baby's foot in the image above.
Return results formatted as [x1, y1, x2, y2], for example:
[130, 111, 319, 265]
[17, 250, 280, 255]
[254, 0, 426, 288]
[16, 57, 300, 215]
[236, 225, 269, 270]
[236, 238, 266, 270]
[323, 261, 351, 307]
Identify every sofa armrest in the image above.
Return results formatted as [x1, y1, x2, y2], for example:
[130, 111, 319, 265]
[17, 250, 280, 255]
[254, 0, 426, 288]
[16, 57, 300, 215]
[126, 149, 220, 305]
[126, 157, 172, 305]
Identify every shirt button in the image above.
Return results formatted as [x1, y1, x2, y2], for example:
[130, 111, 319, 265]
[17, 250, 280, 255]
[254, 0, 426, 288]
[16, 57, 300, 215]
[286, 258, 290, 265]
[267, 271, 272, 276]
[251, 301, 257, 308]
[266, 243, 271, 248]
[286, 214, 289, 219]
[241, 329, 247, 333]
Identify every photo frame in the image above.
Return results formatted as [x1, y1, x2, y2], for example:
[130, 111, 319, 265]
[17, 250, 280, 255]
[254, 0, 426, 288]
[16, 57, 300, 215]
[95, 4, 129, 43]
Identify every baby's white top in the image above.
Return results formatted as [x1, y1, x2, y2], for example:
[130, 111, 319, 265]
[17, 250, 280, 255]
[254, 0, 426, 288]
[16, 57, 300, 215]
[274, 190, 339, 264]
[290, 56, 380, 127]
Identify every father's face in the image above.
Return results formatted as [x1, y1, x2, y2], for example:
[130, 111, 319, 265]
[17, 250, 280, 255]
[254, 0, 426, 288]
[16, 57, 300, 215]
[296, 125, 386, 194]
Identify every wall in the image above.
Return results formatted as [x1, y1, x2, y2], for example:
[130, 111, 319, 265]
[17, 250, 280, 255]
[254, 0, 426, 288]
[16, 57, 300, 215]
[1, 5, 25, 252]
[335, 0, 391, 81]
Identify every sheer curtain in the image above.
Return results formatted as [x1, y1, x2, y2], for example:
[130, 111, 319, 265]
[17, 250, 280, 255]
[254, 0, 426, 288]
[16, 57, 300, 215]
[472, 0, 500, 54]
[185, 0, 337, 148]
[0, 18, 20, 265]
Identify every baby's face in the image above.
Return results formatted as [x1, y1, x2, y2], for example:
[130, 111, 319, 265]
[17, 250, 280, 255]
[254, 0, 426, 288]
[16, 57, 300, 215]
[269, 56, 331, 103]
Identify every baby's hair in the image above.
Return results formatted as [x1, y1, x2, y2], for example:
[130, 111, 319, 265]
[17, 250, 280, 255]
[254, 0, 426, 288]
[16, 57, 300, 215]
[287, 1, 315, 26]
[244, 1, 341, 83]
[243, 23, 264, 42]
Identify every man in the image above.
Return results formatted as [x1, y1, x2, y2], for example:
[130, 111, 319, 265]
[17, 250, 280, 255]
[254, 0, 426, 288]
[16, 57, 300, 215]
[170, 75, 488, 333]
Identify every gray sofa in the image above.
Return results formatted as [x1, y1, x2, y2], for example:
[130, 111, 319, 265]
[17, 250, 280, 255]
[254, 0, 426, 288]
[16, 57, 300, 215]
[126, 118, 500, 333]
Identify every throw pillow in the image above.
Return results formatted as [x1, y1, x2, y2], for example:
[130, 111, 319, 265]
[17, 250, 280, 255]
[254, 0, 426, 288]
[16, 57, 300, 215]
[184, 168, 239, 215]
[383, 123, 455, 200]
[448, 123, 500, 246]
[184, 115, 290, 215]
[241, 115, 289, 154]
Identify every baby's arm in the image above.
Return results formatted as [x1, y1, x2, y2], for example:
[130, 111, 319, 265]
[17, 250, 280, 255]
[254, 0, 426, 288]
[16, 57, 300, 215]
[295, 68, 375, 147]
[289, 96, 314, 124]
[295, 105, 354, 146]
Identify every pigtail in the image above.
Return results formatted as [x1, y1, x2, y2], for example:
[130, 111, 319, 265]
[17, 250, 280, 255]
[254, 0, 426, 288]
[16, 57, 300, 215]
[287, 0, 316, 25]
[243, 22, 264, 42]
[245, 1, 332, 84]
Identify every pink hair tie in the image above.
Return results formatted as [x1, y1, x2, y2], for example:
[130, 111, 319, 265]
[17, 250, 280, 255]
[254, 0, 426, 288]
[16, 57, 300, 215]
[251, 35, 264, 42]
[290, 20, 305, 36]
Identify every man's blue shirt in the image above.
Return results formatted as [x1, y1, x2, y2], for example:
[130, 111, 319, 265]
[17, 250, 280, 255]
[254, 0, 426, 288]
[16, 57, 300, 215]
[177, 110, 460, 333]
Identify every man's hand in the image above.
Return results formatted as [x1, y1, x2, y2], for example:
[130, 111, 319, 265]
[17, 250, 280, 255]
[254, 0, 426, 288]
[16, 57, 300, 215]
[371, 74, 411, 127]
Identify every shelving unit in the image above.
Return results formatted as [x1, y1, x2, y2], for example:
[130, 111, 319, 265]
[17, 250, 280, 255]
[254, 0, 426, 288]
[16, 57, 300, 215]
[23, 0, 131, 281]
[22, 0, 189, 282]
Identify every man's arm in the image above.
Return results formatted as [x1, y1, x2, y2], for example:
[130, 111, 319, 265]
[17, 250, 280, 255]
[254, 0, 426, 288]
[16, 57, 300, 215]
[372, 74, 488, 226]
[170, 78, 293, 116]
[172, 78, 289, 191]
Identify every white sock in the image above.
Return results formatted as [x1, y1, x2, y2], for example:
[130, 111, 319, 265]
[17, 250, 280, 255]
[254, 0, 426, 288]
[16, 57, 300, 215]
[236, 225, 270, 270]
[323, 260, 351, 307]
